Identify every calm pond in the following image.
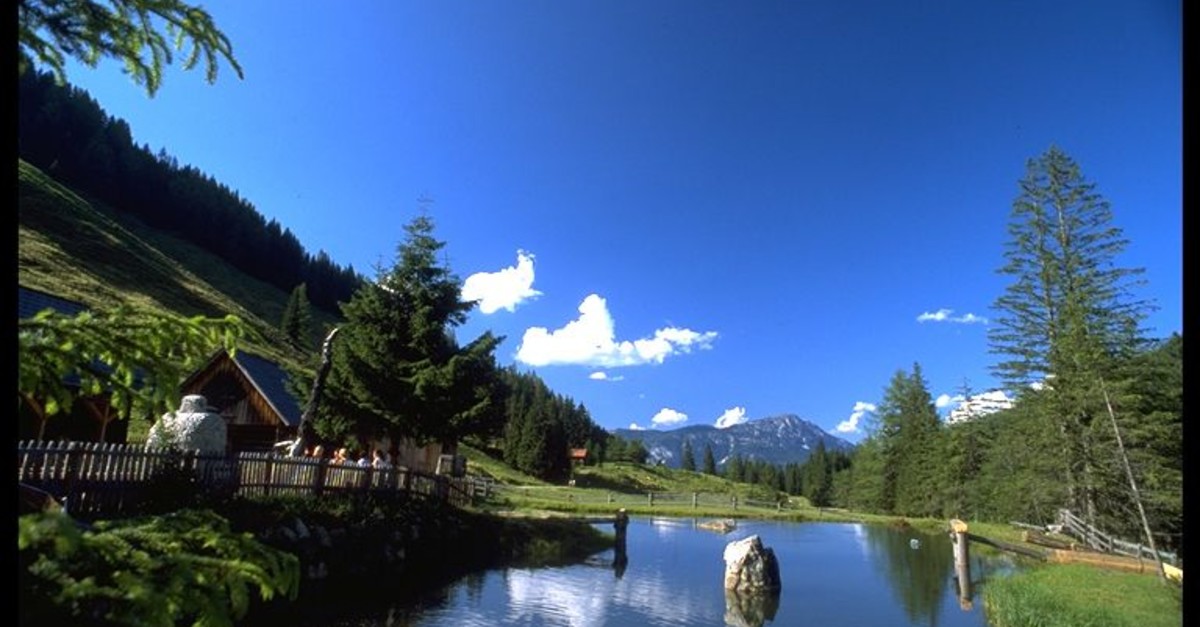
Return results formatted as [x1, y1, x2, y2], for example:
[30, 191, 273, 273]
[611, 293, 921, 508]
[298, 517, 1025, 626]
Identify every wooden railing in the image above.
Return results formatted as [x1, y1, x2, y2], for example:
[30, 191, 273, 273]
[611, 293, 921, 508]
[493, 484, 789, 512]
[17, 441, 480, 519]
[1057, 509, 1178, 565]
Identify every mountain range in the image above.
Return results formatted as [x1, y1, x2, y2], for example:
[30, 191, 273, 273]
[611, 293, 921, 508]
[612, 414, 855, 469]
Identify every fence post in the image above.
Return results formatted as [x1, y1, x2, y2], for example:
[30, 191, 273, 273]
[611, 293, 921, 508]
[693, 492, 698, 508]
[313, 457, 328, 497]
[362, 465, 373, 495]
[732, 495, 738, 510]
[608, 492, 613, 504]
[264, 453, 275, 498]
[62, 442, 82, 514]
[648, 492, 654, 506]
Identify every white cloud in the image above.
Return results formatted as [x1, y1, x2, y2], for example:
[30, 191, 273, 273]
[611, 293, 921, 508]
[515, 294, 718, 367]
[714, 407, 748, 429]
[588, 371, 624, 382]
[916, 308, 988, 324]
[461, 250, 542, 314]
[836, 401, 876, 434]
[628, 423, 644, 430]
[935, 393, 965, 409]
[651, 408, 688, 427]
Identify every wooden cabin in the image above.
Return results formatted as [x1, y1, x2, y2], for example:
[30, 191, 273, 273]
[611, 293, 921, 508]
[179, 350, 301, 452]
[18, 286, 129, 444]
[570, 448, 589, 466]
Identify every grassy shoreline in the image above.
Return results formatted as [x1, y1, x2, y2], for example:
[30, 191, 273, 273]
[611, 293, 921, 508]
[460, 448, 1181, 627]
[486, 499, 1182, 627]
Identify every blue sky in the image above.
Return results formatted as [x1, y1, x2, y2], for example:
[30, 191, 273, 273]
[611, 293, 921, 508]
[53, 1, 1181, 442]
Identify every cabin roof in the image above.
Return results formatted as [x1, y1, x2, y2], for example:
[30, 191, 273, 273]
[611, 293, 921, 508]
[231, 352, 302, 428]
[18, 285, 120, 388]
[18, 285, 88, 319]
[183, 350, 302, 428]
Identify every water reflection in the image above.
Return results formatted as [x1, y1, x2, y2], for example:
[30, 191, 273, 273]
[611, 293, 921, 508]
[723, 589, 780, 627]
[282, 519, 1024, 626]
[613, 551, 628, 579]
[860, 523, 954, 624]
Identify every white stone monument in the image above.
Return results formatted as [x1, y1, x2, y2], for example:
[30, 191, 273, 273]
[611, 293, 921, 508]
[147, 394, 227, 454]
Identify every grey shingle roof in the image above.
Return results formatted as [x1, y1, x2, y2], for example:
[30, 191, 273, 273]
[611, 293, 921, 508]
[232, 352, 303, 428]
[19, 286, 97, 388]
[18, 286, 88, 319]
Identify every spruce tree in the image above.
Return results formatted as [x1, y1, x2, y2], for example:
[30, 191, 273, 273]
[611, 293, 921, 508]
[803, 440, 832, 507]
[870, 363, 942, 516]
[317, 215, 504, 447]
[680, 439, 696, 471]
[606, 435, 626, 462]
[843, 437, 887, 513]
[702, 444, 717, 475]
[279, 283, 313, 349]
[626, 439, 649, 465]
[726, 454, 744, 483]
[989, 146, 1153, 531]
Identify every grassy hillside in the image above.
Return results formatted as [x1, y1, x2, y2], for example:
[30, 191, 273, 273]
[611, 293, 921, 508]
[18, 158, 341, 372]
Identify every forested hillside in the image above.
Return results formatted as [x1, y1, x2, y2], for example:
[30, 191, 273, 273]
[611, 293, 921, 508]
[18, 68, 361, 315]
[18, 158, 321, 370]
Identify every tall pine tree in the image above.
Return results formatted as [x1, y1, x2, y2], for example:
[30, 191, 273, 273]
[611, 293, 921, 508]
[863, 363, 943, 516]
[279, 283, 313, 350]
[680, 439, 696, 471]
[316, 215, 504, 447]
[702, 443, 717, 475]
[989, 146, 1153, 530]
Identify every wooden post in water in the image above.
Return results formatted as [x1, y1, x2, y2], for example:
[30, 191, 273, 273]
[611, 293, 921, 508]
[613, 508, 629, 578]
[614, 508, 629, 546]
[950, 519, 972, 610]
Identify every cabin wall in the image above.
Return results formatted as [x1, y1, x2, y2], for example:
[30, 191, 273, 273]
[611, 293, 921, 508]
[180, 356, 295, 453]
[19, 395, 128, 444]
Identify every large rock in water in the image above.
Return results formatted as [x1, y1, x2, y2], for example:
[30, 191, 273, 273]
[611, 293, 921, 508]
[723, 535, 782, 592]
[147, 394, 227, 454]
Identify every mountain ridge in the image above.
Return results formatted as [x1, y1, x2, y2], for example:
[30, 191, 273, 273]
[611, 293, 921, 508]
[612, 413, 854, 468]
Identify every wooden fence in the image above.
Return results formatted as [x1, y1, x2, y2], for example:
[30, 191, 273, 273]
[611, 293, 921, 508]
[1057, 508, 1178, 565]
[494, 484, 789, 512]
[17, 440, 489, 520]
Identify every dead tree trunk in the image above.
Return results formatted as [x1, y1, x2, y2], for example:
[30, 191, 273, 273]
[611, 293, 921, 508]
[287, 327, 340, 457]
[1099, 379, 1166, 583]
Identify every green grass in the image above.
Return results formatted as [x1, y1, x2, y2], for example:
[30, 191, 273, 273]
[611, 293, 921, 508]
[462, 445, 914, 523]
[458, 442, 554, 486]
[983, 562, 1182, 627]
[18, 158, 328, 375]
